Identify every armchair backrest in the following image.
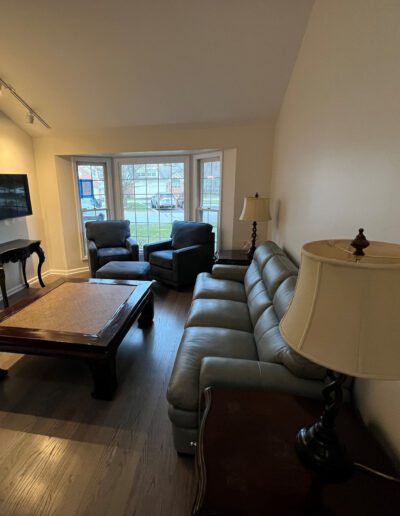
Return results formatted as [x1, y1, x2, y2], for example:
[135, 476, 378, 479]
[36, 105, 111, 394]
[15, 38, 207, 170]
[170, 220, 213, 250]
[85, 220, 131, 248]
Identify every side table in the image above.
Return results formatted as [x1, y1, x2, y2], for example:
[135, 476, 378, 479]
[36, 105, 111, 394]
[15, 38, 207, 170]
[193, 388, 400, 516]
[0, 239, 45, 308]
[215, 249, 251, 266]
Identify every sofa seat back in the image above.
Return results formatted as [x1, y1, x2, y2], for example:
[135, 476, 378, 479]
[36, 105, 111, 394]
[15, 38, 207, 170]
[245, 243, 326, 380]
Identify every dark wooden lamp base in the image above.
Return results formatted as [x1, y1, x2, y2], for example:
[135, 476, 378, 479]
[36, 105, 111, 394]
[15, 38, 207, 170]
[247, 221, 258, 260]
[295, 369, 354, 482]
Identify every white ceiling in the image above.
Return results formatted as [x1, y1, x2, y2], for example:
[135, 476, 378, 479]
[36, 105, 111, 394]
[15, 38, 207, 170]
[0, 0, 314, 135]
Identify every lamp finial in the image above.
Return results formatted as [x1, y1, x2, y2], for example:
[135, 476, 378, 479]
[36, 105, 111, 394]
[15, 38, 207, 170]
[351, 228, 370, 256]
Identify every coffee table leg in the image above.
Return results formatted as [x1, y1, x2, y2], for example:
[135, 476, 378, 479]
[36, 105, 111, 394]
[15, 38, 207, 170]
[138, 292, 154, 328]
[0, 369, 8, 380]
[87, 356, 117, 400]
[0, 264, 8, 308]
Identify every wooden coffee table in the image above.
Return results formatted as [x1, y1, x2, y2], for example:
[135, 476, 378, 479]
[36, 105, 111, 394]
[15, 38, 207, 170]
[0, 278, 154, 400]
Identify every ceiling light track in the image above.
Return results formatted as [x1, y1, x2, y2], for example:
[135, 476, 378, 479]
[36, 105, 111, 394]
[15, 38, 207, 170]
[0, 77, 51, 129]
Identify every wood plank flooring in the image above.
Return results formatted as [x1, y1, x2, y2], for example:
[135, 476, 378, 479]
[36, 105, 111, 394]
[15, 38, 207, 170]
[0, 277, 195, 516]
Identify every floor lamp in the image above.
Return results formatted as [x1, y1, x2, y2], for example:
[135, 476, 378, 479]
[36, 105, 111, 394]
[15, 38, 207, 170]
[280, 230, 400, 482]
[239, 193, 271, 259]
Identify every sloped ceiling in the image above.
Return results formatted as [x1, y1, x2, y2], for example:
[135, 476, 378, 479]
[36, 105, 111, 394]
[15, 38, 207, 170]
[0, 0, 314, 135]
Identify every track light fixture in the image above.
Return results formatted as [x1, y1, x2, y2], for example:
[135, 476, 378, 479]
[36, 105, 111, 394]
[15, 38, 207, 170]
[0, 77, 50, 129]
[26, 111, 35, 124]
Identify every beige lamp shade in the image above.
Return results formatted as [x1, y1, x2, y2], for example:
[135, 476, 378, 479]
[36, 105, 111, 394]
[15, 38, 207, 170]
[239, 196, 271, 222]
[280, 239, 400, 380]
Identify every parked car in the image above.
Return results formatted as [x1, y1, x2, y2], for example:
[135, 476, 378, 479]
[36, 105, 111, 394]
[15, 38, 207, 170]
[151, 194, 176, 209]
[83, 211, 105, 223]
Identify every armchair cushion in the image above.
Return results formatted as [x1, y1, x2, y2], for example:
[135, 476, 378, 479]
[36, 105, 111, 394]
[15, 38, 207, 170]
[149, 250, 174, 270]
[97, 247, 131, 266]
[85, 220, 130, 248]
[171, 220, 213, 249]
[143, 239, 172, 261]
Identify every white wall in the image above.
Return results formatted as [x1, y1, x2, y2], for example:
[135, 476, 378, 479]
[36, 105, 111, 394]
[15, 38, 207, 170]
[271, 0, 400, 461]
[0, 112, 46, 297]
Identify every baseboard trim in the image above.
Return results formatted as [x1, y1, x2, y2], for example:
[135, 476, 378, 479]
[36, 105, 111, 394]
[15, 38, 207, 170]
[0, 266, 90, 303]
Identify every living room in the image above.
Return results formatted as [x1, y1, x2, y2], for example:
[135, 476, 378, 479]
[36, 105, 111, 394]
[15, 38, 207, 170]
[0, 1, 399, 515]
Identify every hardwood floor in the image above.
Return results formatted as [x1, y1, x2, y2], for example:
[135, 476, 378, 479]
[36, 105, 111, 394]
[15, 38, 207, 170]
[0, 276, 196, 516]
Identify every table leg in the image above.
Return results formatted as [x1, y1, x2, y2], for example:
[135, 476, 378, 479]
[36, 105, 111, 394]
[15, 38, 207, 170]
[138, 291, 154, 328]
[35, 246, 46, 288]
[21, 258, 29, 288]
[87, 356, 117, 400]
[0, 369, 8, 380]
[0, 264, 9, 308]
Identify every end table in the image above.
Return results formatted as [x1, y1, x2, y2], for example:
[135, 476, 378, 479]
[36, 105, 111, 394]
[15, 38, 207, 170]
[193, 388, 400, 515]
[215, 250, 251, 266]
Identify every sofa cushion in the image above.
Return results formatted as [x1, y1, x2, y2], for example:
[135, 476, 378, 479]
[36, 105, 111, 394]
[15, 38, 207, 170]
[262, 255, 298, 298]
[167, 326, 257, 410]
[149, 250, 174, 269]
[185, 299, 252, 332]
[253, 241, 286, 268]
[256, 326, 326, 380]
[97, 247, 131, 266]
[171, 220, 213, 249]
[193, 273, 247, 303]
[247, 281, 273, 327]
[273, 276, 297, 321]
[244, 262, 263, 295]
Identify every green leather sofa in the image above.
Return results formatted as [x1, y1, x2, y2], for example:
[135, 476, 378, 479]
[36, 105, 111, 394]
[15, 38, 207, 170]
[167, 241, 351, 454]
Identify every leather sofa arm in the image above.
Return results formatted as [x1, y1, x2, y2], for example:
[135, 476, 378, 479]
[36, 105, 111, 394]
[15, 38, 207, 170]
[126, 237, 139, 261]
[143, 239, 172, 261]
[199, 358, 326, 401]
[212, 264, 248, 283]
[87, 239, 98, 277]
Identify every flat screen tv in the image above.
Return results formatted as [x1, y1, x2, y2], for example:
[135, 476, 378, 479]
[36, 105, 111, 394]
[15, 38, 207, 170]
[0, 174, 33, 221]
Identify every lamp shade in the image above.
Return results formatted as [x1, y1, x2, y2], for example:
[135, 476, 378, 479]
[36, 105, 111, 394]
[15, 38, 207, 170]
[280, 239, 400, 380]
[239, 196, 271, 222]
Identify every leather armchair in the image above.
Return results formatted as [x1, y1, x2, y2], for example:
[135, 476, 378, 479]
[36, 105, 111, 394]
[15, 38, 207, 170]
[85, 220, 139, 277]
[143, 220, 215, 288]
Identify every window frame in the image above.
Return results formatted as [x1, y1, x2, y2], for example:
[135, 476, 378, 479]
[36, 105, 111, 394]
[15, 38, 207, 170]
[193, 152, 222, 250]
[72, 157, 114, 260]
[113, 155, 190, 247]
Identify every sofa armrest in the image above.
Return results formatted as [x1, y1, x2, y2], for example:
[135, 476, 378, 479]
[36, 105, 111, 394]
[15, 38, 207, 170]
[143, 239, 172, 261]
[212, 264, 248, 283]
[87, 239, 98, 277]
[199, 358, 326, 401]
[126, 237, 139, 261]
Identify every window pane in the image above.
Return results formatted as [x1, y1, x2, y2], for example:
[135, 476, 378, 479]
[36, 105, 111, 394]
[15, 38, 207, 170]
[77, 163, 109, 257]
[120, 161, 185, 248]
[199, 158, 220, 251]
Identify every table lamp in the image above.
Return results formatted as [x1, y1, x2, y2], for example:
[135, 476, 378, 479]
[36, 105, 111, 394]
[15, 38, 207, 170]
[239, 193, 271, 259]
[280, 229, 400, 482]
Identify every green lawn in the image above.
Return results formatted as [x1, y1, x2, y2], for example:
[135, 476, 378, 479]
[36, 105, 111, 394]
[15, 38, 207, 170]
[131, 223, 172, 247]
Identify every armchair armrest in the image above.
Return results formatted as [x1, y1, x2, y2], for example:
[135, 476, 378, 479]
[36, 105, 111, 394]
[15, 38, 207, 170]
[172, 244, 204, 261]
[87, 239, 98, 277]
[172, 244, 213, 285]
[126, 236, 139, 261]
[143, 239, 172, 261]
[199, 358, 326, 401]
[212, 264, 248, 283]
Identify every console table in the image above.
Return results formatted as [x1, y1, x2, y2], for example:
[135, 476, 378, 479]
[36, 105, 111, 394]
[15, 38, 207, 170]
[0, 239, 45, 308]
[193, 388, 400, 515]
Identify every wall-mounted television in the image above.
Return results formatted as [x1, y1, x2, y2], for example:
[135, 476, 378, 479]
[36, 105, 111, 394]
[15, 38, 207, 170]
[0, 174, 33, 221]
